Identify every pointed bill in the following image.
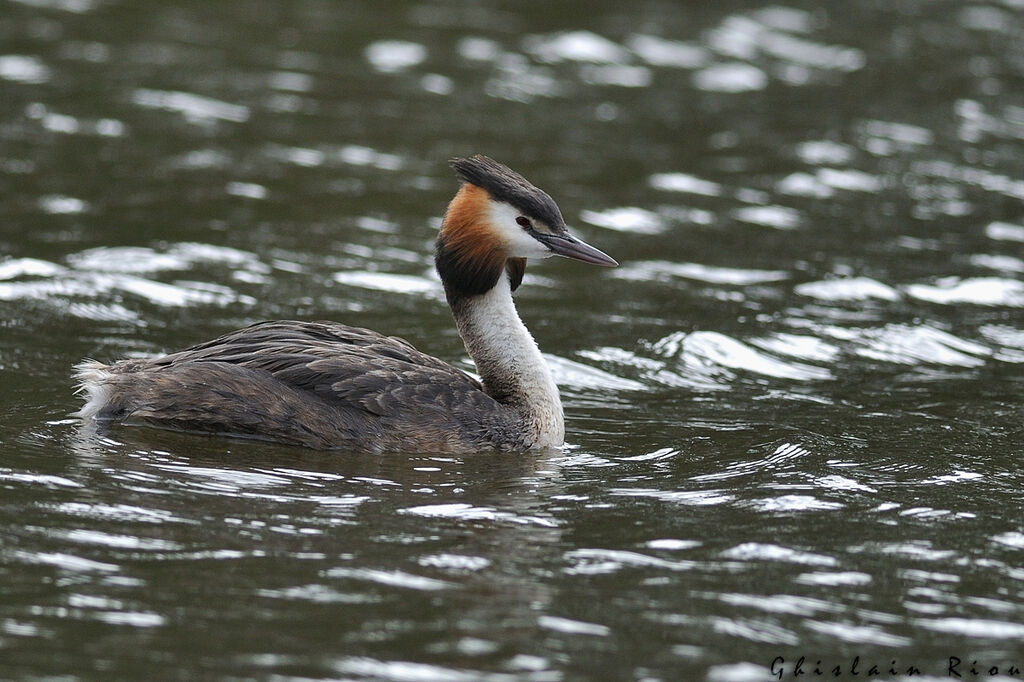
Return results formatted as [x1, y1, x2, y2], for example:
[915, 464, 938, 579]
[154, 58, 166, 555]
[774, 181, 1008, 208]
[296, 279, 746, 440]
[538, 232, 618, 267]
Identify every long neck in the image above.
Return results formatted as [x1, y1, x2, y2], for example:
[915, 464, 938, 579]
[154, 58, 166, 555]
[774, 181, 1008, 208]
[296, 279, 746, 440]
[446, 274, 564, 448]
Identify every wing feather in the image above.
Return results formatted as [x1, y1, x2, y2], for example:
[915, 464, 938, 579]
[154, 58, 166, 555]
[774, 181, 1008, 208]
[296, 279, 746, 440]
[101, 320, 522, 451]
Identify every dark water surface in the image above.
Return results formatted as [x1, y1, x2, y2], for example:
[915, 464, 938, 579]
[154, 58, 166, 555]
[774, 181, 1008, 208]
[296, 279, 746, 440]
[2, 0, 1023, 680]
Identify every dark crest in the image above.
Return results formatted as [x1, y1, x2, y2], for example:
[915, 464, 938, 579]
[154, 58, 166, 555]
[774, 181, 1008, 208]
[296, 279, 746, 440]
[450, 155, 566, 231]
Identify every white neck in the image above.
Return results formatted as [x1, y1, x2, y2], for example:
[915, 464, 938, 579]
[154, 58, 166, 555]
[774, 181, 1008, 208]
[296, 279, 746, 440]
[450, 274, 564, 448]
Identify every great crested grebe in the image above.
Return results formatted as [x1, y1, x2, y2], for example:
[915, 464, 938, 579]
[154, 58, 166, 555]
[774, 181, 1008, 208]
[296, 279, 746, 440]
[74, 155, 617, 453]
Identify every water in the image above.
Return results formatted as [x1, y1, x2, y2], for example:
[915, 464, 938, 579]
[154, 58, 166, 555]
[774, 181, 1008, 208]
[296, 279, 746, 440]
[1, 0, 1023, 679]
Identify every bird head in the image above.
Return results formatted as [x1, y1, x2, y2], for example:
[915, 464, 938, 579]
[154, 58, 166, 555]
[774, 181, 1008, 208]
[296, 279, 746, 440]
[436, 155, 617, 297]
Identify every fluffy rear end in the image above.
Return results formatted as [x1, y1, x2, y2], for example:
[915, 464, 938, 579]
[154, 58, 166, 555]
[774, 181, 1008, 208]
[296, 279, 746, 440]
[72, 359, 369, 449]
[72, 360, 120, 420]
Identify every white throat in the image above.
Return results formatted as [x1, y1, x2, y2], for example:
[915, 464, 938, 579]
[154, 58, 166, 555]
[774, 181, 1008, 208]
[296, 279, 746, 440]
[452, 274, 564, 448]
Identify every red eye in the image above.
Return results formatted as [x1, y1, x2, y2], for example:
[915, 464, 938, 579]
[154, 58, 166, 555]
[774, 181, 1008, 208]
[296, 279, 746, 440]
[516, 216, 532, 229]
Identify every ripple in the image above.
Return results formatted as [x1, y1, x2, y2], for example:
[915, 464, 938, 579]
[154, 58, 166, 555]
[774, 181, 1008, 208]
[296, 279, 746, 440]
[748, 333, 840, 363]
[332, 271, 437, 295]
[13, 550, 118, 573]
[10, 0, 96, 11]
[73, 242, 267, 274]
[484, 54, 564, 102]
[545, 354, 645, 391]
[538, 615, 610, 637]
[0, 55, 51, 84]
[969, 253, 1024, 273]
[960, 5, 1015, 32]
[324, 567, 452, 592]
[0, 276, 90, 301]
[820, 323, 990, 368]
[814, 474, 877, 493]
[0, 258, 64, 280]
[610, 488, 735, 506]
[1, 268, 249, 311]
[652, 331, 832, 381]
[364, 41, 427, 73]
[259, 584, 378, 604]
[93, 611, 165, 627]
[795, 277, 901, 302]
[794, 571, 872, 587]
[417, 554, 491, 571]
[523, 31, 629, 64]
[68, 246, 190, 273]
[579, 64, 651, 88]
[864, 542, 956, 562]
[226, 181, 267, 199]
[756, 31, 865, 72]
[306, 495, 370, 508]
[707, 663, 772, 682]
[915, 617, 1024, 639]
[457, 37, 502, 62]
[50, 502, 193, 525]
[613, 260, 788, 285]
[332, 658, 507, 682]
[337, 145, 405, 170]
[721, 543, 836, 566]
[956, 99, 1024, 143]
[693, 62, 768, 93]
[400, 503, 558, 528]
[616, 447, 679, 463]
[731, 205, 801, 229]
[912, 160, 1024, 201]
[111, 274, 250, 307]
[578, 346, 664, 372]
[59, 529, 182, 551]
[626, 34, 709, 68]
[131, 88, 250, 124]
[795, 140, 856, 165]
[266, 70, 314, 93]
[563, 548, 696, 575]
[420, 73, 454, 95]
[776, 172, 835, 198]
[39, 195, 89, 214]
[648, 172, 723, 196]
[265, 144, 325, 167]
[979, 324, 1024, 363]
[717, 592, 839, 615]
[0, 469, 82, 488]
[708, 12, 865, 73]
[861, 119, 934, 147]
[815, 168, 884, 192]
[692, 442, 813, 483]
[646, 538, 701, 550]
[747, 495, 843, 512]
[804, 620, 910, 647]
[918, 470, 983, 487]
[355, 216, 400, 234]
[151, 463, 296, 492]
[985, 221, 1024, 242]
[905, 277, 1024, 307]
[992, 532, 1024, 549]
[579, 207, 666, 234]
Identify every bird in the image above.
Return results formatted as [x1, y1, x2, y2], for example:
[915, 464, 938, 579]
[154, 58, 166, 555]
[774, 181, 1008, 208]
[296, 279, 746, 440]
[74, 155, 618, 453]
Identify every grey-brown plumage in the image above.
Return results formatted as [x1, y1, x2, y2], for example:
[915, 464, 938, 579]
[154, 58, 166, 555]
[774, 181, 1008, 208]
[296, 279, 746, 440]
[74, 156, 617, 453]
[77, 321, 524, 452]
